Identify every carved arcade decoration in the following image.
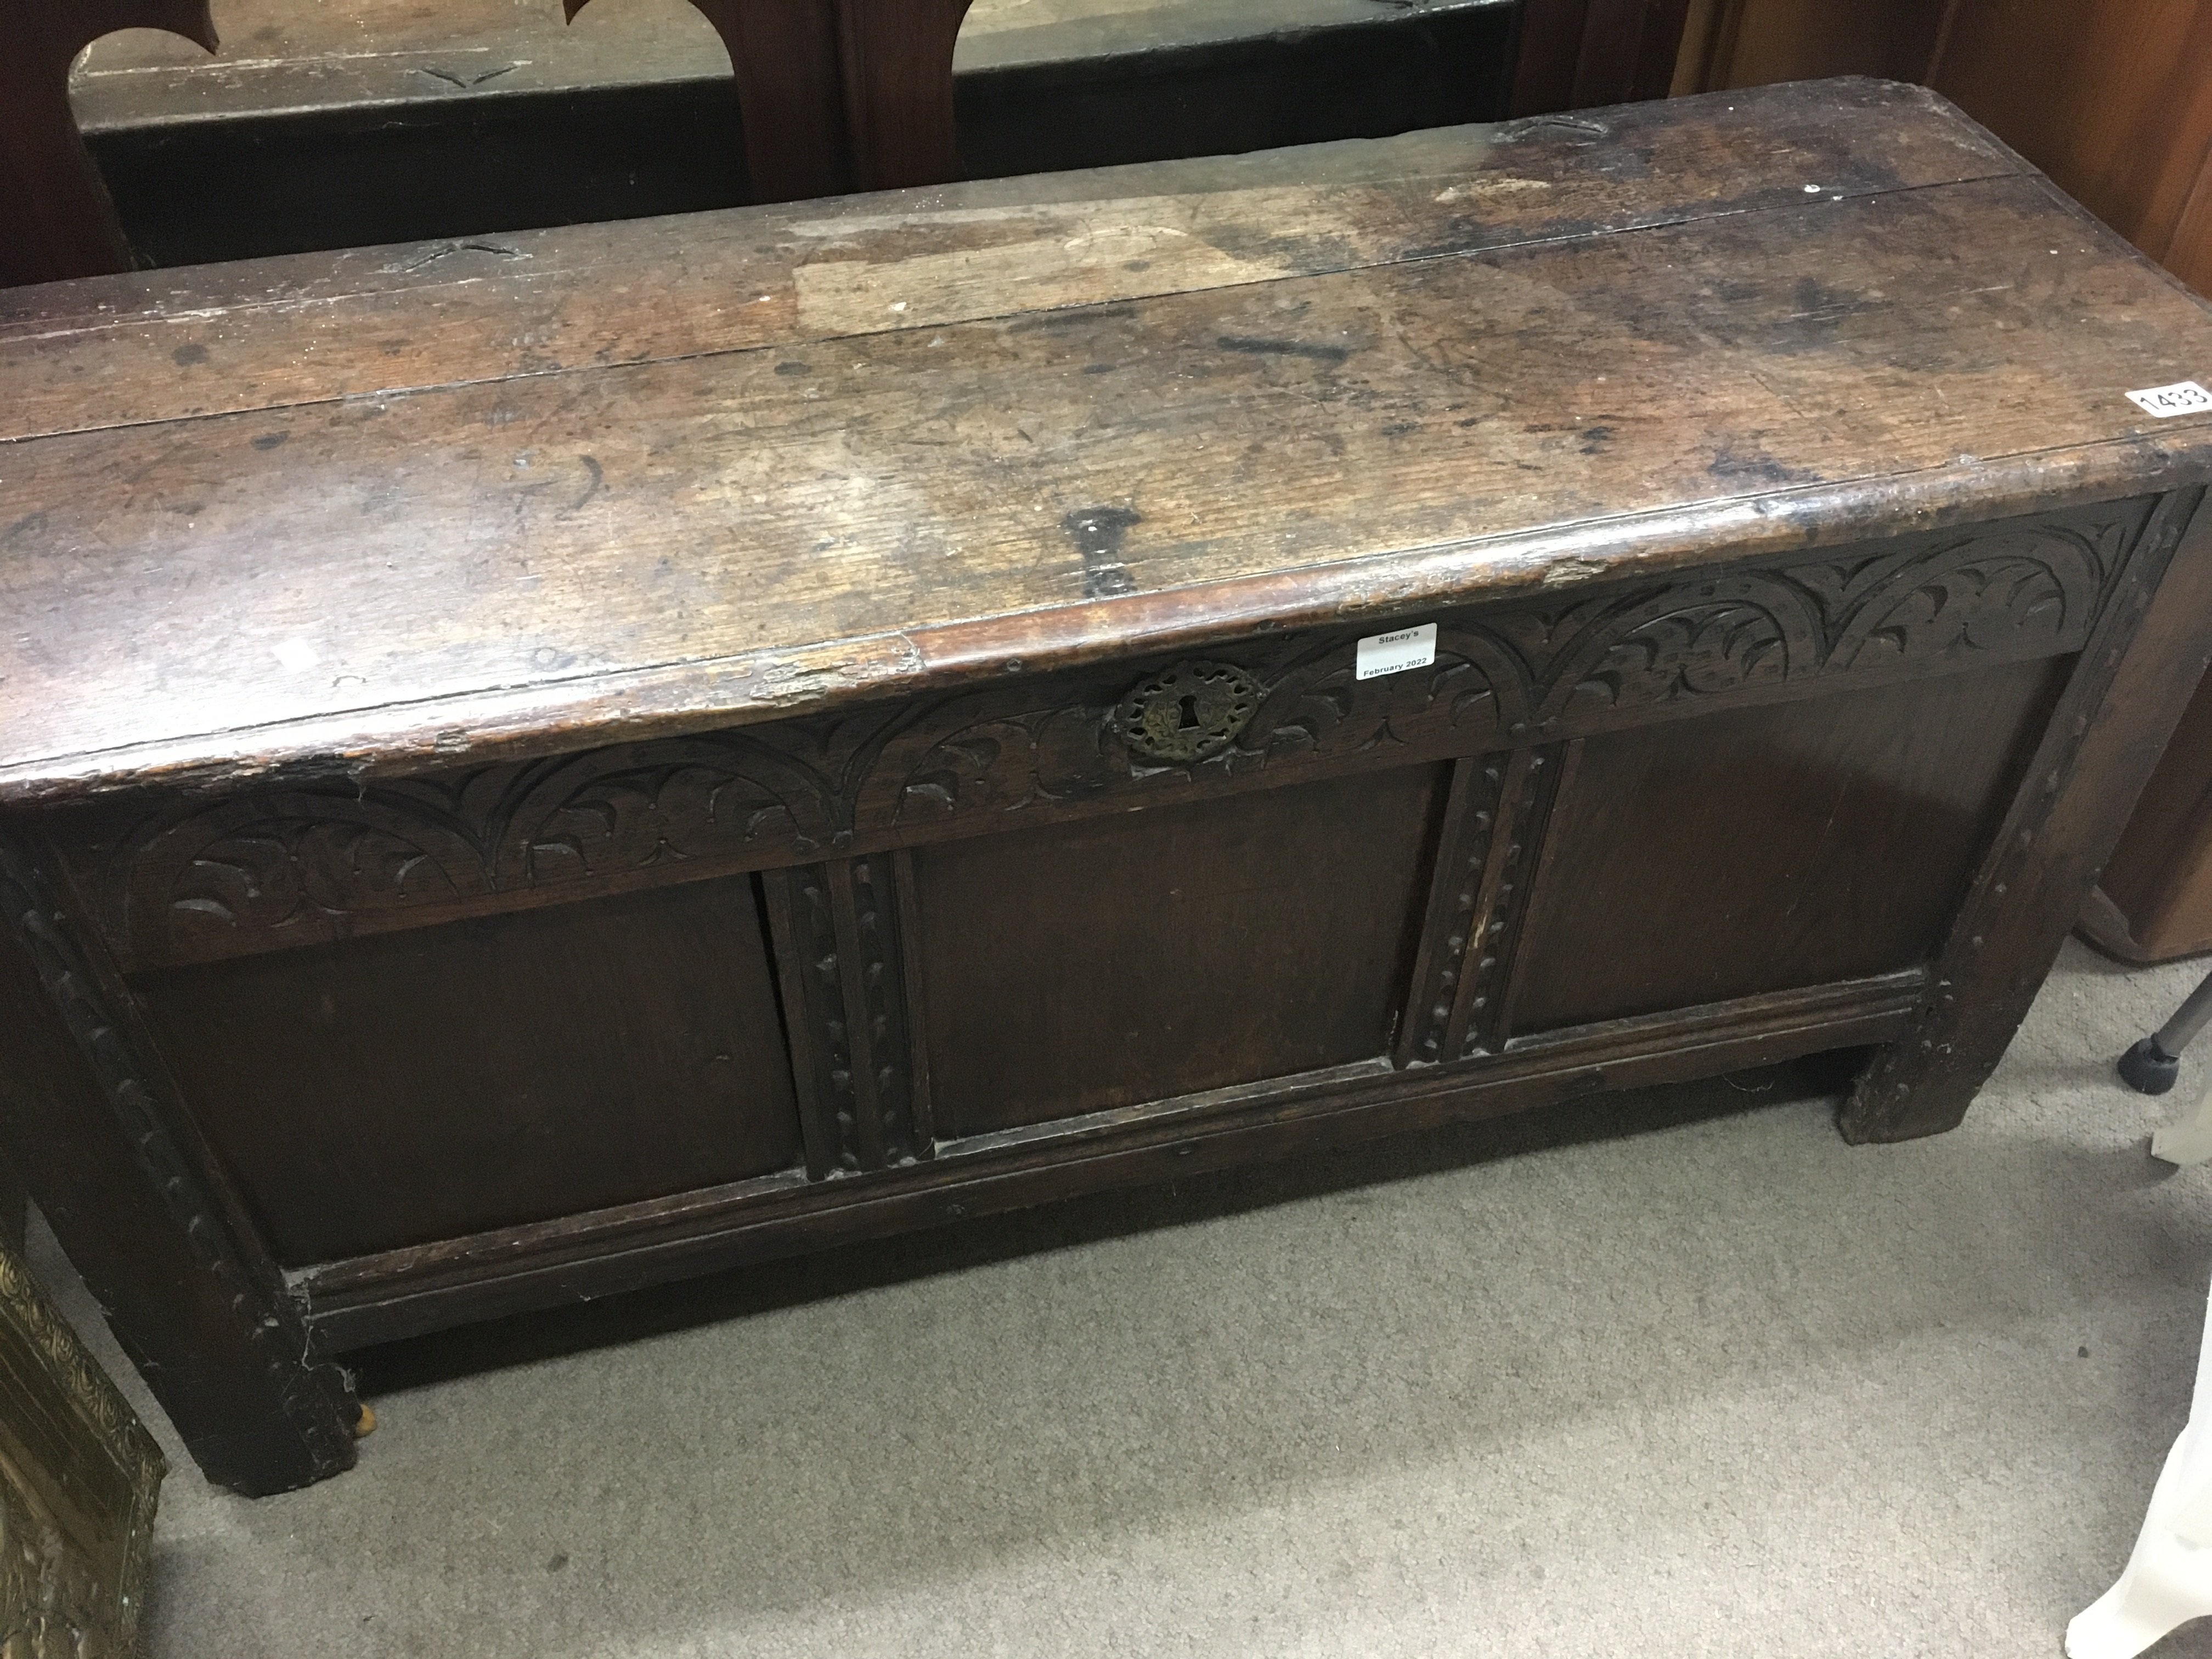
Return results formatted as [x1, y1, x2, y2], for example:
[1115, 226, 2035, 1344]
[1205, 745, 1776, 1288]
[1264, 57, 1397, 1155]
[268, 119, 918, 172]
[97, 503, 2142, 973]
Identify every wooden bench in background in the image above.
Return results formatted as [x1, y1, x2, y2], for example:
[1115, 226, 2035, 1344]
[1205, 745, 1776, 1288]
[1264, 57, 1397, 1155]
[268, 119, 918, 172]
[3, 0, 1688, 284]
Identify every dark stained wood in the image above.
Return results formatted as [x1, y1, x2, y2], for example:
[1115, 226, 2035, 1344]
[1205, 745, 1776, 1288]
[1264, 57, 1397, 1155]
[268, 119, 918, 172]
[910, 767, 1444, 1135]
[1510, 0, 1695, 116]
[1508, 659, 2069, 1034]
[836, 0, 974, 190]
[134, 876, 803, 1263]
[2084, 665, 2212, 960]
[0, 82, 2015, 445]
[0, 0, 215, 285]
[952, 0, 1515, 188]
[298, 967, 1932, 1350]
[0, 1150, 24, 1254]
[761, 856, 929, 1178]
[1673, 0, 1949, 95]
[6, 83, 2212, 1488]
[10, 0, 972, 285]
[0, 832, 358, 1495]
[564, 0, 972, 202]
[43, 499, 2133, 974]
[1842, 488, 2212, 1141]
[63, 0, 1516, 267]
[659, 0, 851, 201]
[9, 91, 2211, 812]
[1677, 0, 2212, 294]
[64, 0, 1504, 128]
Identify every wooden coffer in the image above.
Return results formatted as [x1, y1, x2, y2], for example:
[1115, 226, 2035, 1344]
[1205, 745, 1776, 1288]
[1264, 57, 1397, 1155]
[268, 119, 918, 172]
[4, 80, 2212, 1494]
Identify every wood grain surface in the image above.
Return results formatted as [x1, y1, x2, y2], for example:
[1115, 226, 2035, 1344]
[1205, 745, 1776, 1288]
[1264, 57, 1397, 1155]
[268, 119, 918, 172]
[4, 81, 2211, 813]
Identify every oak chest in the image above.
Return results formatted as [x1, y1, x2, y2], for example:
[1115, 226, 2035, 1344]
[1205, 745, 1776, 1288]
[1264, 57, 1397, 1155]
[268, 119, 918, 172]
[6, 78, 2212, 1494]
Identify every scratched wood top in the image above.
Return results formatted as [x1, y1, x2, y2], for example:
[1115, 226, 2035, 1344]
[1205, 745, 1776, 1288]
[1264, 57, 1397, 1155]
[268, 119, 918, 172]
[5, 78, 2212, 806]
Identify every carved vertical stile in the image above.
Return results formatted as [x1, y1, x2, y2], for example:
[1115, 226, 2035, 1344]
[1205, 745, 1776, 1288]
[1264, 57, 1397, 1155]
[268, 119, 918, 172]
[1397, 744, 1568, 1066]
[889, 847, 936, 1150]
[763, 866, 847, 1179]
[1841, 487, 2212, 1141]
[1489, 739, 1584, 1050]
[1397, 755, 1506, 1067]
[0, 826, 358, 1494]
[762, 857, 927, 1178]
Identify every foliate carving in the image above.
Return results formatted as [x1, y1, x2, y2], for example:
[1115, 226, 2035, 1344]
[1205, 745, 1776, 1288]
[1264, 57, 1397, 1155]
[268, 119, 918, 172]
[1116, 661, 1263, 763]
[764, 857, 926, 1178]
[885, 627, 1525, 830]
[148, 791, 493, 961]
[0, 834, 358, 1485]
[1816, 527, 2111, 669]
[1545, 577, 1815, 721]
[101, 504, 2143, 967]
[493, 736, 843, 885]
[0, 1244, 165, 1659]
[896, 707, 1120, 820]
[1840, 489, 2200, 1144]
[884, 507, 2135, 831]
[114, 713, 911, 968]
[1244, 630, 1528, 763]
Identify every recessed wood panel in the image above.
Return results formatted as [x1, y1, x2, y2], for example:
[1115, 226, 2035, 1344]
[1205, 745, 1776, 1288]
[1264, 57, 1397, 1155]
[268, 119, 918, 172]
[911, 766, 1447, 1136]
[1506, 658, 2069, 1035]
[136, 874, 801, 1265]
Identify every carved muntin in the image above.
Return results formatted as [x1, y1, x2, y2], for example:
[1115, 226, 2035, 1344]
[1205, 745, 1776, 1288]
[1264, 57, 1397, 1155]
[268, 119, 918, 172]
[1398, 744, 1572, 1067]
[763, 857, 930, 1178]
[70, 499, 2147, 977]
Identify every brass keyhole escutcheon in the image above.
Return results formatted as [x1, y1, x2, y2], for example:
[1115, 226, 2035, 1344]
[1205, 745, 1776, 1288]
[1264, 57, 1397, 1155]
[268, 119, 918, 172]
[1117, 660, 1263, 763]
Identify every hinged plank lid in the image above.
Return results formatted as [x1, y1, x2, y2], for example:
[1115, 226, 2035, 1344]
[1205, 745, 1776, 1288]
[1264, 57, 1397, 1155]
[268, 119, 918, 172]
[4, 78, 2211, 804]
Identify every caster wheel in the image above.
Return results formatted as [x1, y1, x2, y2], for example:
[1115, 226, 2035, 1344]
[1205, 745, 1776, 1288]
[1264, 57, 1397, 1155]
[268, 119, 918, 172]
[2121, 1037, 2182, 1096]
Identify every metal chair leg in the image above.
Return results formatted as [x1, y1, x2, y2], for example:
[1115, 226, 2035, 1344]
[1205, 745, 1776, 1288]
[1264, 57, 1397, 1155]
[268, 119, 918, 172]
[2119, 966, 2212, 1094]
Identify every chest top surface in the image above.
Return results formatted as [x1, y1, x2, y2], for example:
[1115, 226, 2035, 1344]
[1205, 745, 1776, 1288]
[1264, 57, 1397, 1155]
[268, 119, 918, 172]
[4, 76, 2211, 806]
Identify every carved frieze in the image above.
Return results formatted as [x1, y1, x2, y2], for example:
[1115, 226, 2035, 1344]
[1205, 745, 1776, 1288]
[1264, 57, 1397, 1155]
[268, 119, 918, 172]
[94, 502, 2144, 969]
[879, 503, 2132, 827]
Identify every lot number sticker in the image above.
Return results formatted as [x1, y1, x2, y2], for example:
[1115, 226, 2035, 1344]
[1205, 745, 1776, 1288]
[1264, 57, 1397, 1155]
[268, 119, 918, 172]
[1356, 623, 1438, 681]
[2128, 381, 2212, 418]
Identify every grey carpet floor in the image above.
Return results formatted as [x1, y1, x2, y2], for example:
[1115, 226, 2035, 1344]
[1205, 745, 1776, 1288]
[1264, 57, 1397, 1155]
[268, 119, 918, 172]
[39, 938, 2212, 1658]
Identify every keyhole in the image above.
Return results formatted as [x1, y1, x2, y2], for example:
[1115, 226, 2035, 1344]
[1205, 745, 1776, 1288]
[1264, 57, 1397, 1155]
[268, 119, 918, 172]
[1176, 694, 1202, 731]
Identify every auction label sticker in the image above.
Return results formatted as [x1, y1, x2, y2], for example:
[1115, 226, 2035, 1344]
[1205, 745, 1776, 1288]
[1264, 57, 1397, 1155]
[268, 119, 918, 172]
[1356, 622, 1438, 681]
[2127, 381, 2212, 418]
